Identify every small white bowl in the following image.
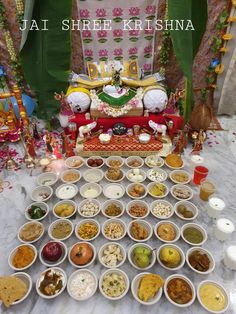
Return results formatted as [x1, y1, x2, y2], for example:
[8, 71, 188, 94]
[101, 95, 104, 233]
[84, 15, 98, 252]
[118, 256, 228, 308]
[102, 218, 126, 241]
[139, 133, 151, 144]
[53, 200, 77, 219]
[186, 247, 215, 275]
[147, 167, 168, 182]
[145, 155, 164, 168]
[17, 221, 44, 244]
[169, 170, 191, 185]
[68, 242, 96, 268]
[197, 280, 229, 313]
[147, 182, 169, 199]
[78, 199, 101, 218]
[75, 219, 100, 241]
[98, 242, 126, 269]
[39, 241, 68, 267]
[11, 272, 32, 305]
[127, 220, 153, 242]
[80, 183, 102, 199]
[174, 201, 198, 221]
[154, 221, 180, 243]
[60, 169, 81, 184]
[83, 168, 104, 183]
[106, 156, 124, 168]
[128, 243, 156, 270]
[99, 269, 129, 300]
[37, 172, 58, 186]
[8, 244, 37, 271]
[103, 184, 125, 199]
[126, 183, 147, 200]
[31, 185, 53, 202]
[150, 200, 174, 219]
[171, 184, 194, 201]
[86, 156, 104, 168]
[105, 169, 125, 183]
[126, 156, 144, 169]
[67, 269, 98, 301]
[55, 184, 78, 200]
[48, 219, 74, 241]
[25, 202, 49, 221]
[131, 272, 163, 305]
[102, 200, 125, 218]
[164, 158, 185, 170]
[164, 274, 196, 307]
[126, 169, 146, 183]
[65, 156, 84, 169]
[181, 223, 207, 246]
[36, 267, 67, 299]
[157, 244, 185, 271]
[126, 200, 150, 219]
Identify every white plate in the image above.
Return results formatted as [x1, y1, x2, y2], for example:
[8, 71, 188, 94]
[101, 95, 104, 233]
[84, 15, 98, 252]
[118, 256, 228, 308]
[103, 184, 125, 199]
[83, 168, 104, 183]
[37, 172, 58, 186]
[65, 156, 84, 169]
[55, 184, 78, 200]
[31, 185, 53, 202]
[80, 183, 102, 199]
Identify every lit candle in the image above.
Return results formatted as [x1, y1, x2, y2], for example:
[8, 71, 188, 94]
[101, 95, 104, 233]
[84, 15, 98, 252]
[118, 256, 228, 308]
[207, 196, 225, 218]
[224, 246, 236, 270]
[214, 218, 235, 241]
[190, 154, 204, 171]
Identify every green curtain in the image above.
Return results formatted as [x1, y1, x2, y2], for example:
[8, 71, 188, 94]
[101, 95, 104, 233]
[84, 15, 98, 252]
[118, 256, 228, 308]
[20, 0, 72, 119]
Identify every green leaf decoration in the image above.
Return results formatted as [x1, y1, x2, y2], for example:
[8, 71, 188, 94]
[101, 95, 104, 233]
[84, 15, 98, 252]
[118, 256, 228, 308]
[20, 0, 72, 120]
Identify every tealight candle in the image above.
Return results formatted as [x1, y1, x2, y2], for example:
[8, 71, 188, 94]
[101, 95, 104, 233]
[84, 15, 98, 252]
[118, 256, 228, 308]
[190, 154, 204, 171]
[214, 218, 235, 241]
[207, 196, 226, 218]
[224, 246, 236, 270]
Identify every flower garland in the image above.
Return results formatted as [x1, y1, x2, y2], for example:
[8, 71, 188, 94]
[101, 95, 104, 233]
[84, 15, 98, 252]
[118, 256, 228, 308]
[15, 0, 24, 25]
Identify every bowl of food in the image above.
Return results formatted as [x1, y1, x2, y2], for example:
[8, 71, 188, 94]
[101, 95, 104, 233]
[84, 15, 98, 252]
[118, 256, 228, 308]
[99, 133, 111, 145]
[131, 273, 164, 305]
[103, 184, 125, 199]
[65, 156, 84, 169]
[75, 219, 100, 241]
[126, 168, 146, 183]
[78, 199, 101, 218]
[99, 269, 129, 300]
[98, 242, 126, 268]
[174, 201, 198, 221]
[145, 155, 164, 168]
[102, 218, 126, 241]
[126, 183, 147, 199]
[86, 156, 104, 168]
[8, 244, 37, 271]
[83, 168, 104, 183]
[181, 223, 207, 246]
[17, 221, 44, 244]
[126, 200, 149, 219]
[105, 167, 125, 182]
[138, 133, 151, 144]
[36, 267, 67, 299]
[67, 269, 98, 301]
[37, 172, 58, 186]
[53, 200, 77, 219]
[48, 219, 74, 241]
[80, 183, 102, 199]
[31, 185, 53, 202]
[55, 184, 78, 200]
[169, 170, 191, 184]
[102, 200, 125, 218]
[164, 274, 196, 307]
[128, 243, 155, 270]
[127, 220, 153, 242]
[68, 242, 96, 268]
[9, 272, 33, 306]
[147, 168, 168, 183]
[147, 182, 169, 199]
[106, 156, 124, 168]
[186, 247, 215, 275]
[165, 153, 184, 170]
[126, 156, 144, 169]
[25, 202, 49, 221]
[157, 244, 185, 271]
[39, 241, 67, 267]
[171, 184, 194, 201]
[197, 280, 229, 313]
[150, 200, 174, 219]
[60, 169, 81, 184]
[154, 221, 180, 243]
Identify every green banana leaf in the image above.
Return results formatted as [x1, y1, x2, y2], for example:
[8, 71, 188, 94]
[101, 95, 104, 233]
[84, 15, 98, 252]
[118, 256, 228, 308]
[168, 0, 208, 122]
[20, 0, 72, 120]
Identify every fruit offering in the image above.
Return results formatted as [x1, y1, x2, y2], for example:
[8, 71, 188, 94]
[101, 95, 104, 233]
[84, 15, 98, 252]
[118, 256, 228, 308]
[159, 246, 181, 268]
[132, 246, 152, 268]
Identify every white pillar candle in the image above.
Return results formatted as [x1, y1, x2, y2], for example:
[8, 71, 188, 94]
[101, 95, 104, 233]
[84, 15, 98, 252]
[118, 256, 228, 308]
[190, 155, 204, 171]
[224, 246, 236, 270]
[214, 218, 235, 241]
[207, 197, 226, 218]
